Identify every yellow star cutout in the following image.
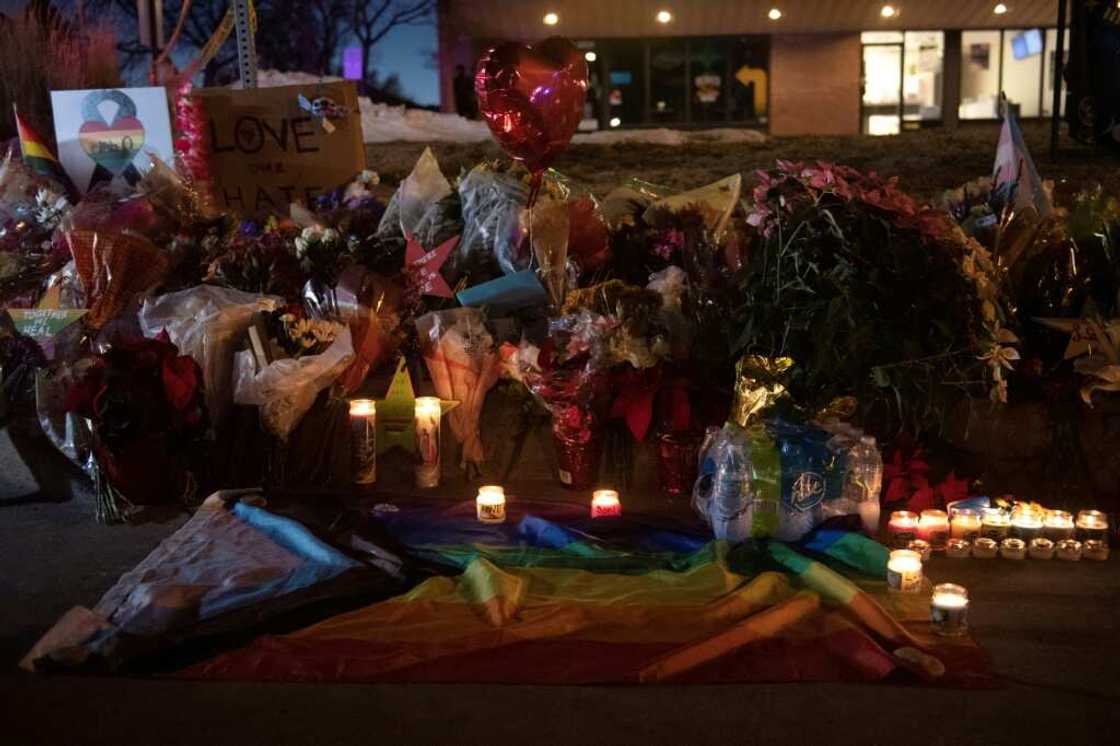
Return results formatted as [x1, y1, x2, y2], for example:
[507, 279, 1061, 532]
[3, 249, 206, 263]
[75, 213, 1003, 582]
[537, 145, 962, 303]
[374, 357, 458, 455]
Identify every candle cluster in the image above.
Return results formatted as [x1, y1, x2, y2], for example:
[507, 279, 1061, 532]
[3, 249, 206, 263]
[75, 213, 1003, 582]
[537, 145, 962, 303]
[471, 487, 626, 525]
[885, 548, 970, 636]
[891, 504, 1111, 562]
[347, 397, 446, 488]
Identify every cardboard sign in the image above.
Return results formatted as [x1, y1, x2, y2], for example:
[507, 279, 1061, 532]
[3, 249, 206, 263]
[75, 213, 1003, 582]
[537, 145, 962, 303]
[193, 82, 365, 215]
[50, 86, 174, 195]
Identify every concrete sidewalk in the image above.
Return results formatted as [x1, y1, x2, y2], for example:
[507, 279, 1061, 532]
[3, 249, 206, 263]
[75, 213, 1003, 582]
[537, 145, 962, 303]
[2, 447, 1119, 745]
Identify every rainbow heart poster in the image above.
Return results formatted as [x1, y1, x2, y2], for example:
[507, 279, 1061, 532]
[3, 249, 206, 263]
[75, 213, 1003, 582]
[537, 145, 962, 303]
[50, 86, 174, 195]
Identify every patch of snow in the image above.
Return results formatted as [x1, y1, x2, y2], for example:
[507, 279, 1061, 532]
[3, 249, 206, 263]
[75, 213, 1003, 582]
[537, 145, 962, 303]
[247, 70, 764, 146]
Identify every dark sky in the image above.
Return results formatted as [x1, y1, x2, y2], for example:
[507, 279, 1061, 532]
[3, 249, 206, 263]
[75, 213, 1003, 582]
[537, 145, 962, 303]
[0, 1, 440, 105]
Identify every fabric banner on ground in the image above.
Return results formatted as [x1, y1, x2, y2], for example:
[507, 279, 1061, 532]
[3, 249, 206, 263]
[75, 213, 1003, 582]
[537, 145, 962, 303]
[22, 492, 405, 672]
[183, 500, 990, 686]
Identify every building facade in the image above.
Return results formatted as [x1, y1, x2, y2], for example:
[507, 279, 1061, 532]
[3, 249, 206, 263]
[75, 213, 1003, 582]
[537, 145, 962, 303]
[437, 0, 1062, 136]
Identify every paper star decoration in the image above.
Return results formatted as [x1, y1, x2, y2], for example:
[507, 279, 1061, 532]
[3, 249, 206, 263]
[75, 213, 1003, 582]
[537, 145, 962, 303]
[1035, 303, 1120, 361]
[404, 234, 459, 299]
[374, 357, 459, 455]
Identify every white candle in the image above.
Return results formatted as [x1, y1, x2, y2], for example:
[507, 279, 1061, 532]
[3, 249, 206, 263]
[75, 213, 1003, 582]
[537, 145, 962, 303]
[886, 549, 923, 593]
[349, 399, 376, 485]
[950, 508, 981, 541]
[980, 508, 1010, 541]
[1010, 510, 1043, 541]
[907, 539, 932, 562]
[972, 537, 998, 559]
[1056, 538, 1082, 561]
[590, 489, 622, 519]
[476, 485, 506, 524]
[946, 538, 971, 558]
[1083, 540, 1110, 562]
[1043, 510, 1075, 541]
[858, 500, 881, 537]
[1028, 537, 1055, 560]
[1000, 537, 1026, 560]
[930, 583, 969, 636]
[414, 397, 441, 489]
[1075, 510, 1109, 542]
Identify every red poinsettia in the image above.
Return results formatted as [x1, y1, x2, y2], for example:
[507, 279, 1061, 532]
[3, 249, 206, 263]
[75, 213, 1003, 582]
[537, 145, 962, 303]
[882, 440, 971, 513]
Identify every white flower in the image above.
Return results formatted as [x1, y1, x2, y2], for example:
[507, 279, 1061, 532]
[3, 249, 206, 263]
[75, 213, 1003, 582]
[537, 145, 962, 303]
[33, 187, 70, 227]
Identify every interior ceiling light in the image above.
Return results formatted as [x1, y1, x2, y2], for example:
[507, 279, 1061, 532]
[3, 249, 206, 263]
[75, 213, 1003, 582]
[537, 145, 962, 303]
[768, 8, 783, 21]
[584, 51, 597, 62]
[994, 3, 1008, 14]
[881, 4, 897, 18]
[656, 10, 673, 24]
[543, 12, 559, 26]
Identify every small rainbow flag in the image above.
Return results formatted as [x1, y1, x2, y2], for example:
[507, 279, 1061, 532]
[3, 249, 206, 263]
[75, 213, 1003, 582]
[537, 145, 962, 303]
[13, 105, 74, 193]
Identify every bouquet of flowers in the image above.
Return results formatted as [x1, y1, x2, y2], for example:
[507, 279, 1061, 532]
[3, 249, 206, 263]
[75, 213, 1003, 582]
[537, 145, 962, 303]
[417, 307, 500, 474]
[733, 160, 1004, 434]
[0, 148, 73, 306]
[64, 331, 206, 522]
[512, 312, 614, 488]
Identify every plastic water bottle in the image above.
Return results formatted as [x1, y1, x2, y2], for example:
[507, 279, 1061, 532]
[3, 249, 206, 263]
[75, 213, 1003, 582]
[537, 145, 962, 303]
[848, 435, 883, 536]
[707, 427, 754, 543]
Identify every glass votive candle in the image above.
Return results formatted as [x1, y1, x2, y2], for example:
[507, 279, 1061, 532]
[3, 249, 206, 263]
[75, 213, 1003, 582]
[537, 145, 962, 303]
[1056, 538, 1082, 561]
[1029, 537, 1055, 560]
[476, 485, 506, 524]
[590, 489, 622, 519]
[1083, 539, 1110, 561]
[930, 583, 969, 637]
[972, 537, 999, 559]
[414, 397, 442, 489]
[348, 399, 377, 485]
[946, 538, 972, 558]
[1043, 510, 1075, 542]
[950, 508, 982, 541]
[1075, 510, 1109, 542]
[1000, 537, 1027, 560]
[917, 510, 950, 551]
[980, 508, 1011, 541]
[1010, 512, 1043, 542]
[886, 549, 923, 593]
[908, 539, 932, 562]
[886, 511, 919, 549]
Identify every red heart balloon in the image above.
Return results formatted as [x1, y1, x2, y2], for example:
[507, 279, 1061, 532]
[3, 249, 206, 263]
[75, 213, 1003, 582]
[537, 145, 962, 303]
[475, 37, 588, 176]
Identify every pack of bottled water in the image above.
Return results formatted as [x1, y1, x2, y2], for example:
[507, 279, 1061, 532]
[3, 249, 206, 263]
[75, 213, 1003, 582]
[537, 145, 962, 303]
[692, 417, 882, 544]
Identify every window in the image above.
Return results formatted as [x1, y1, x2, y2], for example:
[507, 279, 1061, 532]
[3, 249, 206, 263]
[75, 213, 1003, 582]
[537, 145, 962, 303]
[1003, 29, 1043, 117]
[862, 31, 943, 135]
[649, 38, 688, 124]
[728, 37, 768, 123]
[1041, 27, 1067, 117]
[600, 40, 645, 127]
[591, 35, 769, 129]
[903, 31, 943, 122]
[689, 37, 728, 124]
[960, 30, 1002, 120]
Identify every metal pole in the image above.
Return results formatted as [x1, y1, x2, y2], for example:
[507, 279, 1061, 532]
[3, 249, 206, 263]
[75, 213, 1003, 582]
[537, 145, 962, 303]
[1050, 0, 1068, 159]
[234, 0, 258, 89]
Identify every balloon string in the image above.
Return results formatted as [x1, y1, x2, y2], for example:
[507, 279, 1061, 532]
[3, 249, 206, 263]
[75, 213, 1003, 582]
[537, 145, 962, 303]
[527, 169, 543, 272]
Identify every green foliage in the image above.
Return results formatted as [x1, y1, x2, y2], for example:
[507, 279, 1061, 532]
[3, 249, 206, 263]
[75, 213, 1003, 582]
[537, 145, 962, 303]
[733, 162, 989, 435]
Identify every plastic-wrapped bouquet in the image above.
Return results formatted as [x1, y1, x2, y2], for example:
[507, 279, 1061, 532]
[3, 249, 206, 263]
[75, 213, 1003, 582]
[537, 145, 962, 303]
[416, 307, 501, 473]
[63, 331, 206, 522]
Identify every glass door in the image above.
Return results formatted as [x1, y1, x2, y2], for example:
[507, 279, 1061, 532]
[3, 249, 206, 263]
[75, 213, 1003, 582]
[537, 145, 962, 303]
[862, 43, 903, 135]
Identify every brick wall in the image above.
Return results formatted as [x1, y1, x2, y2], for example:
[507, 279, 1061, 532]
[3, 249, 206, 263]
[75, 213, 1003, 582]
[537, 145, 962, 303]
[770, 33, 861, 136]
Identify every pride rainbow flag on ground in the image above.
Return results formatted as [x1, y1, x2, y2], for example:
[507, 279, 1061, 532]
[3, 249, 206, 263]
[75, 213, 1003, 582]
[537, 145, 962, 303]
[185, 500, 990, 686]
